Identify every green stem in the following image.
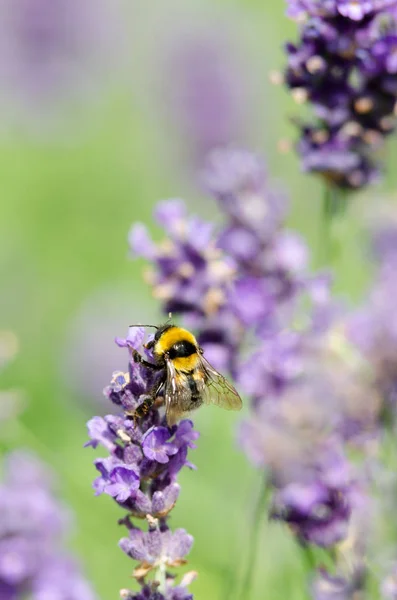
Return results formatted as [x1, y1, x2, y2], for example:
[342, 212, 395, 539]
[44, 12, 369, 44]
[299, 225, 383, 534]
[387, 138, 397, 193]
[156, 561, 167, 593]
[237, 473, 269, 600]
[321, 185, 348, 265]
[323, 185, 346, 222]
[299, 541, 318, 575]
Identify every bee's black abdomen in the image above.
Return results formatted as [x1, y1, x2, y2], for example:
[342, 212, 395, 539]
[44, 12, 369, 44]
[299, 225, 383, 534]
[168, 340, 196, 359]
[186, 373, 200, 401]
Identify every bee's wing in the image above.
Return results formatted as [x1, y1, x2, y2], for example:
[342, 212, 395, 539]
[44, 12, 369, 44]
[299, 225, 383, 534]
[164, 359, 192, 427]
[199, 354, 242, 411]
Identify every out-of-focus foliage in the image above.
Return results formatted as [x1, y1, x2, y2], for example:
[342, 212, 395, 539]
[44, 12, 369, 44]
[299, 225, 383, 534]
[0, 0, 395, 599]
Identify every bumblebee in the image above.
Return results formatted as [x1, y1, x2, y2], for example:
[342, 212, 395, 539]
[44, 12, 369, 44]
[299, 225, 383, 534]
[130, 323, 242, 426]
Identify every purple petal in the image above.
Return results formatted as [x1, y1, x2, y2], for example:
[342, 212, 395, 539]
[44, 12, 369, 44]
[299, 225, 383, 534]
[132, 490, 152, 514]
[278, 482, 328, 513]
[142, 427, 178, 463]
[218, 226, 260, 262]
[115, 326, 145, 351]
[154, 199, 186, 234]
[85, 416, 116, 451]
[151, 483, 180, 515]
[128, 223, 157, 259]
[105, 465, 140, 501]
[230, 277, 273, 326]
[174, 420, 199, 448]
[167, 529, 194, 560]
[146, 529, 162, 560]
[120, 529, 150, 562]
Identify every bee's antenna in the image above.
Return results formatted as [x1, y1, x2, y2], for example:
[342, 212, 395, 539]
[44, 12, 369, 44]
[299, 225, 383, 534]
[129, 324, 158, 329]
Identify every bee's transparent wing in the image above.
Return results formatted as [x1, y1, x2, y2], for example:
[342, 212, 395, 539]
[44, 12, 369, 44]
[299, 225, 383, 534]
[199, 355, 242, 411]
[164, 359, 192, 426]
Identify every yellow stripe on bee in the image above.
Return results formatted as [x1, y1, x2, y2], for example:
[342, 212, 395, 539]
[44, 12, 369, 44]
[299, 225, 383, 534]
[155, 326, 198, 355]
[173, 354, 200, 372]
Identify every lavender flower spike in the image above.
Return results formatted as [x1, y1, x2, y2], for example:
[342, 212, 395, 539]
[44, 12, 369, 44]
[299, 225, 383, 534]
[284, 0, 397, 189]
[348, 215, 397, 425]
[86, 327, 198, 598]
[0, 0, 120, 125]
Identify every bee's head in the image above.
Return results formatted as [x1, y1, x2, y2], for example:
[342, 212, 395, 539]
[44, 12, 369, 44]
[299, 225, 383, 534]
[154, 323, 174, 342]
[141, 322, 174, 351]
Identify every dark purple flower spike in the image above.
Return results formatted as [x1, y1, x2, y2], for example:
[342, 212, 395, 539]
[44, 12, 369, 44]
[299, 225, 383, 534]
[284, 0, 397, 189]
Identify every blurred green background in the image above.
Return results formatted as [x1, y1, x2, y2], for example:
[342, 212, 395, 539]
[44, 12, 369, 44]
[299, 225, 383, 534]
[0, 0, 392, 598]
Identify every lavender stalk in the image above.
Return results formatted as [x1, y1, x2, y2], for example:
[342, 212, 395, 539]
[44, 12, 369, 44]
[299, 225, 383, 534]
[86, 327, 198, 599]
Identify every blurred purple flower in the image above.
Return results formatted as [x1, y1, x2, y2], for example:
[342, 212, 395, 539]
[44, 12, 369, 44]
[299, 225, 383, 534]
[271, 443, 353, 547]
[0, 0, 122, 125]
[32, 556, 97, 600]
[0, 450, 96, 600]
[201, 146, 288, 240]
[348, 246, 397, 419]
[86, 329, 197, 596]
[156, 14, 256, 166]
[312, 567, 365, 600]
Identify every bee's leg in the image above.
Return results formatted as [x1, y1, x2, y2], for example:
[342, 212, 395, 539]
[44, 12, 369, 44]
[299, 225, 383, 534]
[127, 380, 165, 428]
[131, 349, 163, 370]
[151, 380, 165, 402]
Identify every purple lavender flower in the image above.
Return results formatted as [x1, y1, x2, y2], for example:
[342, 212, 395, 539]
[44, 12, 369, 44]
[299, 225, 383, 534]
[0, 0, 120, 125]
[86, 328, 197, 597]
[284, 0, 397, 189]
[0, 450, 96, 600]
[163, 27, 247, 161]
[238, 346, 358, 546]
[346, 218, 397, 429]
[271, 442, 353, 547]
[154, 13, 256, 168]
